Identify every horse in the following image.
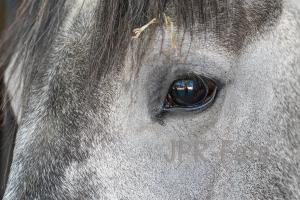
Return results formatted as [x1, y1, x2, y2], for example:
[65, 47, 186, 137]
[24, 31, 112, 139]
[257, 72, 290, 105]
[0, 0, 299, 199]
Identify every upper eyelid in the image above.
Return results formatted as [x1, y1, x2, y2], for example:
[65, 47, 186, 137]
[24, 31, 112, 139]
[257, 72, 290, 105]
[171, 64, 231, 85]
[145, 48, 234, 79]
[168, 69, 226, 91]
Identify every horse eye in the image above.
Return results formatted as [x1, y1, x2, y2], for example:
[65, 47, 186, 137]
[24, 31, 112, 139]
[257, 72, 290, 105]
[162, 75, 218, 112]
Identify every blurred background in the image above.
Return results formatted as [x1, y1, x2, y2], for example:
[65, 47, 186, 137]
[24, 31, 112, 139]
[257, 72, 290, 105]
[0, 1, 18, 199]
[0, 1, 4, 32]
[0, 0, 18, 33]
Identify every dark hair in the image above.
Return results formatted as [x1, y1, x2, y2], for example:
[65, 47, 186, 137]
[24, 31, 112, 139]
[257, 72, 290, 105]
[0, 0, 283, 81]
[1, 0, 245, 78]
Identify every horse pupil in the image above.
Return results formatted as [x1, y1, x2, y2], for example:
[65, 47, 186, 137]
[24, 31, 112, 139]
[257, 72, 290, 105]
[170, 78, 207, 106]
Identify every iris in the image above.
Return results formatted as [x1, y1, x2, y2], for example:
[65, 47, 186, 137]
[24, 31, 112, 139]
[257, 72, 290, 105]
[163, 75, 217, 112]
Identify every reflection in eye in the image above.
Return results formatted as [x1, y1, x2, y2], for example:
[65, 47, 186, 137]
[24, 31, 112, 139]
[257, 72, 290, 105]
[162, 75, 218, 112]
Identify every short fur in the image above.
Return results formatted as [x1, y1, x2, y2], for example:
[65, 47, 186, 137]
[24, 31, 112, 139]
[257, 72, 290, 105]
[1, 0, 300, 199]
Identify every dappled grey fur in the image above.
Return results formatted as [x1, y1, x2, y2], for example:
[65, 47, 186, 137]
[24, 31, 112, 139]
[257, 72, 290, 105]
[1, 0, 300, 199]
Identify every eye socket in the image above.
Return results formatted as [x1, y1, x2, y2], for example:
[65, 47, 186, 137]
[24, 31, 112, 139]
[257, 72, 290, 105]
[162, 74, 218, 112]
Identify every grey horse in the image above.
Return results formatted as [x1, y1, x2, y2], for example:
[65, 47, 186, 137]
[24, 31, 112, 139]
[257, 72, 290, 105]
[0, 0, 300, 199]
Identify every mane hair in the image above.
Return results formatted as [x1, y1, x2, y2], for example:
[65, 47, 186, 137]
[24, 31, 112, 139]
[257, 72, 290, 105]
[0, 0, 236, 80]
[0, 0, 282, 83]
